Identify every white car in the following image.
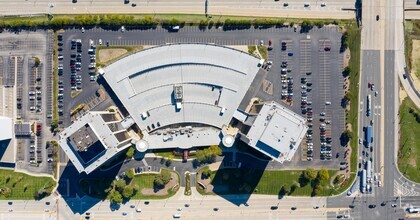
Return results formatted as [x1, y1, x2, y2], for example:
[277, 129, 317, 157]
[260, 40, 264, 46]
[99, 39, 102, 45]
[321, 2, 326, 7]
[359, 138, 362, 144]
[81, 27, 85, 33]
[121, 26, 125, 32]
[136, 208, 142, 212]
[325, 101, 331, 105]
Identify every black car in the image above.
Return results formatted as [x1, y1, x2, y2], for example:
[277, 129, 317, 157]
[270, 206, 278, 210]
[376, 15, 379, 21]
[369, 204, 376, 209]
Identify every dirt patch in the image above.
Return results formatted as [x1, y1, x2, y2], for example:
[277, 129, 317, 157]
[411, 40, 420, 90]
[228, 45, 249, 53]
[343, 48, 350, 67]
[400, 87, 408, 104]
[98, 49, 128, 64]
[141, 172, 178, 196]
[408, 158, 417, 167]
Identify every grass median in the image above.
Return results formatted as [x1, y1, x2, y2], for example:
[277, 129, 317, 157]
[0, 14, 350, 27]
[398, 97, 420, 183]
[345, 22, 361, 173]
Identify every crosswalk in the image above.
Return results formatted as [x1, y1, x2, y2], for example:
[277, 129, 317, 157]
[394, 179, 420, 197]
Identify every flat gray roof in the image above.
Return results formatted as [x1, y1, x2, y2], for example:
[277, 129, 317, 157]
[59, 111, 131, 174]
[103, 43, 260, 149]
[245, 101, 308, 163]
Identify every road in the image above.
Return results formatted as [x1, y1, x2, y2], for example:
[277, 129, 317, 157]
[0, 0, 356, 19]
[1, 193, 352, 220]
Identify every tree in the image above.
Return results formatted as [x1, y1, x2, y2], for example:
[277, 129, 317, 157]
[126, 147, 135, 159]
[282, 184, 291, 195]
[317, 169, 330, 182]
[122, 186, 134, 199]
[303, 168, 317, 182]
[126, 169, 134, 179]
[166, 155, 173, 167]
[343, 66, 351, 77]
[201, 166, 212, 179]
[195, 145, 222, 164]
[334, 175, 345, 185]
[108, 190, 123, 204]
[115, 179, 126, 192]
[34, 57, 40, 67]
[312, 183, 323, 196]
[153, 171, 171, 188]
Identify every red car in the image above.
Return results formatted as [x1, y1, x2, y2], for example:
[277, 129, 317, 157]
[36, 124, 41, 131]
[269, 40, 272, 46]
[307, 112, 313, 115]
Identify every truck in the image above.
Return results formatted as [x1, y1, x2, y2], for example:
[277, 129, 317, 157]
[361, 170, 367, 193]
[367, 95, 371, 116]
[365, 126, 372, 147]
[347, 176, 360, 196]
[366, 160, 372, 182]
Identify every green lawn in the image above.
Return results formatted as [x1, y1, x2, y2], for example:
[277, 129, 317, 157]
[131, 169, 179, 199]
[0, 169, 56, 200]
[257, 46, 268, 61]
[79, 169, 180, 200]
[154, 151, 183, 160]
[345, 22, 361, 173]
[398, 97, 420, 183]
[197, 168, 348, 197]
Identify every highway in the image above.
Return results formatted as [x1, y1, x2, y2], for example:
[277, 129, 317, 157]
[0, 0, 356, 19]
[0, 194, 353, 220]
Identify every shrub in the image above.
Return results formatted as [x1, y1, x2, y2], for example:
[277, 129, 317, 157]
[154, 171, 171, 189]
[122, 186, 134, 198]
[125, 147, 135, 159]
[126, 169, 134, 179]
[201, 166, 212, 179]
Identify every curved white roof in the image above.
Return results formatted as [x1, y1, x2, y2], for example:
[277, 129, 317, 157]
[0, 116, 12, 141]
[103, 43, 260, 148]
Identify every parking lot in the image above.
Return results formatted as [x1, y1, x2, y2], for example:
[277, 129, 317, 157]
[61, 25, 345, 169]
[0, 31, 54, 174]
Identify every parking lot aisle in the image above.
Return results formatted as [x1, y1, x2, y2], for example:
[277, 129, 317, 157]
[299, 39, 312, 160]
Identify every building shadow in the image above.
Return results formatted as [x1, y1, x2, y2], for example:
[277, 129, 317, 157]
[200, 144, 269, 207]
[57, 159, 123, 214]
[0, 139, 11, 162]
